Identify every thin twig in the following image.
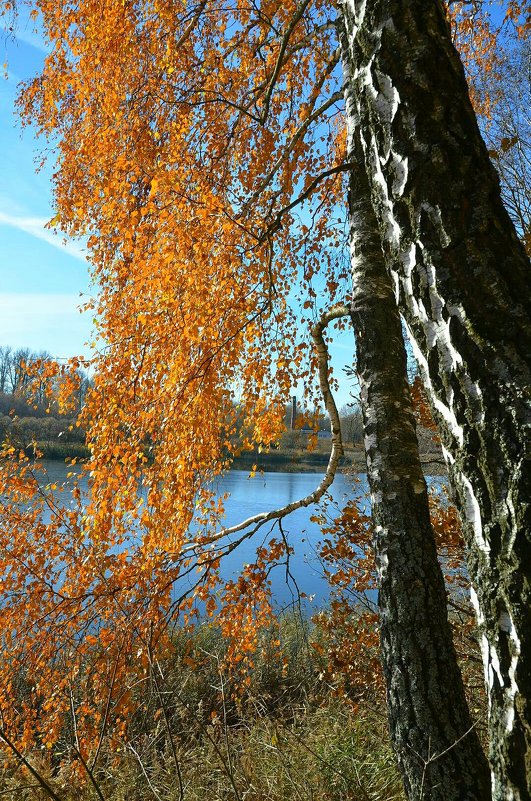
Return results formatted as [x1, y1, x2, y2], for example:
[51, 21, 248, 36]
[68, 685, 107, 801]
[127, 742, 163, 801]
[150, 656, 185, 801]
[0, 728, 64, 801]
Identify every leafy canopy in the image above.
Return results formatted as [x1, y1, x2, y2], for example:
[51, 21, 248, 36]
[0, 0, 528, 760]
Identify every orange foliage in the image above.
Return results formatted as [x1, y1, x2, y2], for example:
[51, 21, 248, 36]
[0, 0, 521, 770]
[447, 1, 530, 119]
[410, 375, 439, 434]
[311, 477, 470, 706]
[312, 495, 383, 707]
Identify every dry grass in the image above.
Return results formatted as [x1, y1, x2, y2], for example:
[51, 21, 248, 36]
[1, 615, 404, 801]
[1, 609, 485, 801]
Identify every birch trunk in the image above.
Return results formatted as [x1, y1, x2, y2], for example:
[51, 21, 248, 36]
[339, 30, 491, 788]
[339, 2, 531, 798]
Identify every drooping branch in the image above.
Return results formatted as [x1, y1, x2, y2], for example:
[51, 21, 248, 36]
[0, 727, 64, 801]
[182, 302, 350, 552]
[261, 162, 354, 240]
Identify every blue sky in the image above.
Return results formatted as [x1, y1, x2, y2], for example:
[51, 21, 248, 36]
[0, 17, 93, 362]
[2, 4, 514, 409]
[0, 13, 360, 411]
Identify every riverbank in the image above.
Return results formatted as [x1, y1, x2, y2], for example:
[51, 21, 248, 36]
[28, 442, 447, 476]
[232, 447, 447, 476]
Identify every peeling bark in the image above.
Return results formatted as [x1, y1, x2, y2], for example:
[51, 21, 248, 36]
[339, 1, 531, 798]
[339, 21, 490, 798]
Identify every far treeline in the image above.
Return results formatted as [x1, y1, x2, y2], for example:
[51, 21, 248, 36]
[0, 345, 89, 458]
[0, 344, 368, 460]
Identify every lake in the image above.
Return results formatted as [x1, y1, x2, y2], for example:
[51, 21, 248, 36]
[38, 462, 371, 610]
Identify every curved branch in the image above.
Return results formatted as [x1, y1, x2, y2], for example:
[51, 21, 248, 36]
[183, 303, 351, 554]
[173, 0, 208, 52]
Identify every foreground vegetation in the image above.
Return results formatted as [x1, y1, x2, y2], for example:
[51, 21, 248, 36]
[1, 608, 485, 801]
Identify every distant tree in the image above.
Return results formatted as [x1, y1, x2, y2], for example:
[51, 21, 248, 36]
[339, 405, 363, 446]
[482, 35, 530, 251]
[0, 346, 12, 393]
[0, 1, 529, 798]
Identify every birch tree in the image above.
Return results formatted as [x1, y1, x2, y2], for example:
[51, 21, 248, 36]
[1, 1, 529, 798]
[339, 1, 530, 797]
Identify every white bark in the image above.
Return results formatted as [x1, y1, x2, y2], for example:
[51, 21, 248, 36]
[339, 1, 531, 797]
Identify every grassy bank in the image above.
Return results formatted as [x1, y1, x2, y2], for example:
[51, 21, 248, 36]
[0, 609, 485, 801]
[232, 447, 446, 475]
[32, 446, 445, 477]
[27, 441, 91, 460]
[1, 614, 403, 801]
[231, 447, 362, 473]
[22, 439, 445, 477]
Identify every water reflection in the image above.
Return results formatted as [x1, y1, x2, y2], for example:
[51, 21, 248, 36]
[34, 462, 370, 609]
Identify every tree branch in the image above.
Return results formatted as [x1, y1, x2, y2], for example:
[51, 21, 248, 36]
[182, 302, 351, 551]
[0, 727, 64, 801]
[260, 162, 354, 240]
[259, 0, 313, 124]
[241, 88, 343, 215]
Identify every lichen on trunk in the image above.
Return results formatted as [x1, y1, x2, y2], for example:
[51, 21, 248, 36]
[339, 1, 531, 798]
[339, 18, 491, 799]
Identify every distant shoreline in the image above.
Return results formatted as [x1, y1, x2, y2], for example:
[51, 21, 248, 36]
[28, 445, 447, 476]
[231, 450, 448, 476]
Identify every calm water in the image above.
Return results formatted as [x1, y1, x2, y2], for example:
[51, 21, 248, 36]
[38, 462, 370, 609]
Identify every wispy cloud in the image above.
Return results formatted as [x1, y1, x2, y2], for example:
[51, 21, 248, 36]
[0, 210, 87, 262]
[0, 293, 85, 314]
[0, 293, 92, 358]
[15, 28, 50, 54]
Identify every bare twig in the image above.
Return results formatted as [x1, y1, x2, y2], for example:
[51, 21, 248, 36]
[89, 639, 123, 771]
[149, 655, 185, 801]
[0, 728, 64, 801]
[127, 742, 164, 801]
[68, 685, 107, 801]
